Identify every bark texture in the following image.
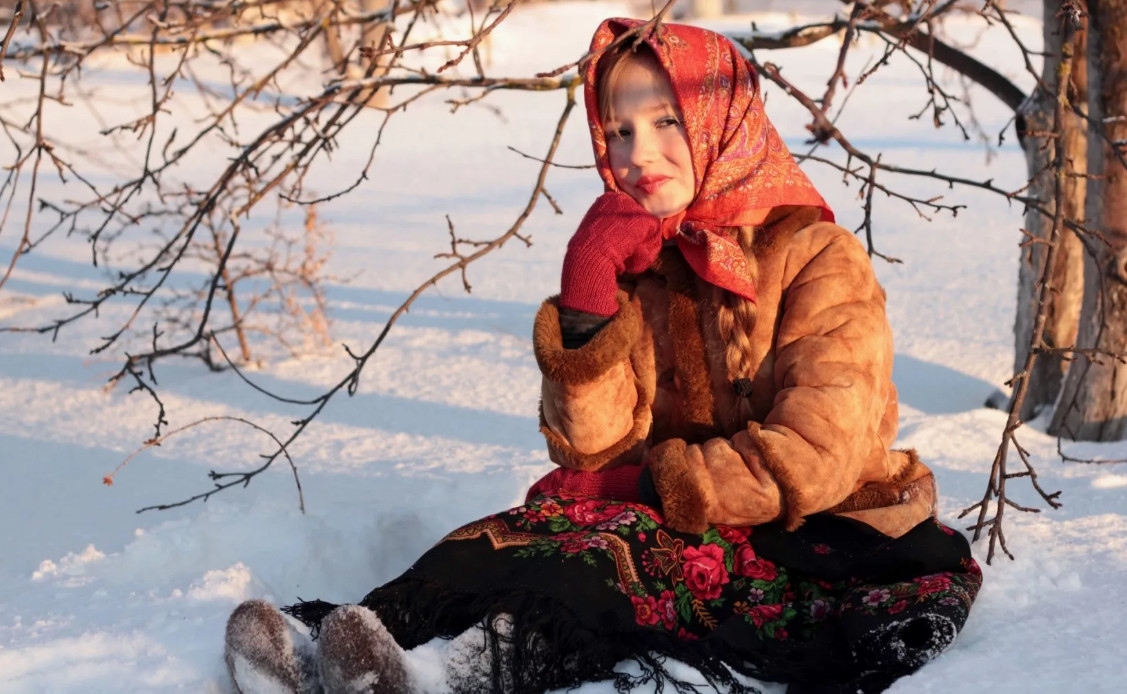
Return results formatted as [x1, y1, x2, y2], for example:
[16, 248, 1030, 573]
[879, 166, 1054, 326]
[323, 0, 391, 108]
[1050, 0, 1127, 441]
[1014, 0, 1088, 420]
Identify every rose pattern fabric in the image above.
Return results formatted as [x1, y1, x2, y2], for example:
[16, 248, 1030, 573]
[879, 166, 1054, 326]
[486, 494, 983, 642]
[322, 495, 984, 693]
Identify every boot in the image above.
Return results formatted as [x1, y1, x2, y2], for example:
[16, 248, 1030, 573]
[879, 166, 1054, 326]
[225, 599, 320, 694]
[318, 605, 412, 694]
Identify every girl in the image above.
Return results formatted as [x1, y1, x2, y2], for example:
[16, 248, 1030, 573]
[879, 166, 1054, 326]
[224, 18, 981, 694]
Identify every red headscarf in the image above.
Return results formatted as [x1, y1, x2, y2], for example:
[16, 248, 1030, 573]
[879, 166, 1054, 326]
[584, 18, 834, 303]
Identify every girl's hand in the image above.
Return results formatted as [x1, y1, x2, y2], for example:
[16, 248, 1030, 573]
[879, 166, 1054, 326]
[559, 192, 662, 317]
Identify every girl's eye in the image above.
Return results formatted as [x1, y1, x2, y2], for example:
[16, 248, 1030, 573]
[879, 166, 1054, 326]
[608, 127, 631, 140]
[656, 116, 681, 129]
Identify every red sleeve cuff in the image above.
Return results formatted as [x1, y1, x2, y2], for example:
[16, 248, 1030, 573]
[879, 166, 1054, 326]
[525, 465, 645, 503]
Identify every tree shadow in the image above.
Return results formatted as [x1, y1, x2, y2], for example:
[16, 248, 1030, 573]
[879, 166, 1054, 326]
[893, 354, 998, 415]
[0, 247, 540, 337]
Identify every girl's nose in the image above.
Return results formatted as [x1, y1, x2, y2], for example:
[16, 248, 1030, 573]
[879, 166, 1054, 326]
[629, 131, 658, 166]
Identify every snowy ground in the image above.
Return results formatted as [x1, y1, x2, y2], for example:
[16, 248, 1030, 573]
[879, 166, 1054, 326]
[2, 2, 1126, 693]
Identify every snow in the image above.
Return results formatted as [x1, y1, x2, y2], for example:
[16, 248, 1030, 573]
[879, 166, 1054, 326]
[229, 653, 297, 694]
[1, 2, 1125, 693]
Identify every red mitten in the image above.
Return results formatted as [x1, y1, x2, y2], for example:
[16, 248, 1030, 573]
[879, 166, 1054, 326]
[525, 465, 645, 503]
[559, 192, 663, 317]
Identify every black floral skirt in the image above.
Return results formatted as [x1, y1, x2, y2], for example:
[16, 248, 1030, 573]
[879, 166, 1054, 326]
[286, 494, 981, 694]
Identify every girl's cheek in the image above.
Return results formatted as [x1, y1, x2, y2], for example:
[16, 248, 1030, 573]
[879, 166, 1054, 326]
[607, 143, 628, 171]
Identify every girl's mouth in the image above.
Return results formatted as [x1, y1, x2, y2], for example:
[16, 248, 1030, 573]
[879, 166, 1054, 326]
[635, 175, 671, 195]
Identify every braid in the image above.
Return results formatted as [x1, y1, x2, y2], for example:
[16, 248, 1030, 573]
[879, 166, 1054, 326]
[714, 226, 759, 391]
[715, 291, 758, 383]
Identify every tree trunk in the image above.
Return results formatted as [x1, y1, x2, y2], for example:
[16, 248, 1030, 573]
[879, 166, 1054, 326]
[323, 0, 391, 109]
[358, 0, 391, 107]
[1014, 0, 1087, 421]
[1050, 0, 1127, 441]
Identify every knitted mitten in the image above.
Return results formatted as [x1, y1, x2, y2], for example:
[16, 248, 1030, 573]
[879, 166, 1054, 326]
[559, 192, 662, 317]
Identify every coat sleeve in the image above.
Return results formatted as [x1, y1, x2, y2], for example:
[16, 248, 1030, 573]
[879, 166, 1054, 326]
[757, 226, 899, 528]
[650, 224, 910, 533]
[533, 292, 654, 471]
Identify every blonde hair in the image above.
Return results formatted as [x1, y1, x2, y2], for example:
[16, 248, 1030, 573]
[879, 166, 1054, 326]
[597, 46, 758, 398]
[595, 43, 661, 126]
[714, 226, 758, 395]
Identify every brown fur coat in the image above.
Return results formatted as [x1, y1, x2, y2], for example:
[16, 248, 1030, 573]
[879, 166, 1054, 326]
[533, 206, 936, 539]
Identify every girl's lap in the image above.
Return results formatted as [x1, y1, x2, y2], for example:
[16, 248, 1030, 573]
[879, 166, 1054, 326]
[304, 495, 981, 691]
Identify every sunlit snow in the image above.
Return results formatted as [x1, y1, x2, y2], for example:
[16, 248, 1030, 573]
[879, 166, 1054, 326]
[1, 2, 1124, 693]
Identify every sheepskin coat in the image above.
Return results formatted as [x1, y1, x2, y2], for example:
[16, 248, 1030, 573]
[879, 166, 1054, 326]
[533, 206, 936, 539]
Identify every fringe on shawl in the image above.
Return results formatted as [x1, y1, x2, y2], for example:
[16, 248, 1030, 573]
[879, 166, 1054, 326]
[283, 578, 766, 694]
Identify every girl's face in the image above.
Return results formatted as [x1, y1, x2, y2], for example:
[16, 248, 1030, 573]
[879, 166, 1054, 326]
[602, 58, 695, 219]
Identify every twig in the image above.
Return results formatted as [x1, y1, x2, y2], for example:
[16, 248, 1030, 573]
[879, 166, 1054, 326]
[506, 145, 594, 170]
[133, 77, 583, 512]
[0, 3, 49, 294]
[103, 414, 305, 515]
[6, 2, 406, 59]
[959, 5, 1080, 563]
[0, 0, 24, 82]
[855, 155, 903, 263]
[1056, 435, 1127, 464]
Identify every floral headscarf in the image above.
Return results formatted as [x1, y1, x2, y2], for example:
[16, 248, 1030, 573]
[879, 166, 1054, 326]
[584, 18, 834, 303]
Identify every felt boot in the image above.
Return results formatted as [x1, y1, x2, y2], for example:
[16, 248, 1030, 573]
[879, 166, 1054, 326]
[318, 605, 412, 694]
[225, 599, 320, 694]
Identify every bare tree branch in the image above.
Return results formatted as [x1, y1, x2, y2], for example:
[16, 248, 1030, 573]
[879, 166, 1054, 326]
[959, 2, 1082, 563]
[135, 76, 583, 512]
[0, 0, 24, 81]
[104, 414, 306, 514]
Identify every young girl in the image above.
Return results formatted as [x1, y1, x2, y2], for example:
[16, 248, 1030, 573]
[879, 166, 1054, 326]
[224, 18, 981, 694]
